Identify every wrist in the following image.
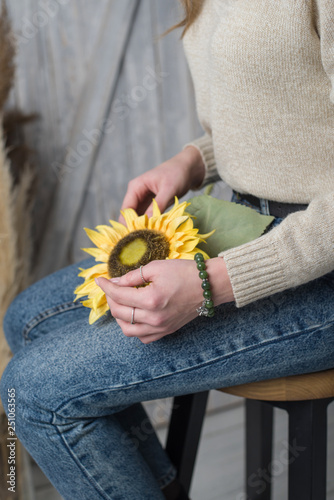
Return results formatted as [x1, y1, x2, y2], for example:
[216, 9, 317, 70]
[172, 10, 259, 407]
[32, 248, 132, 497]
[205, 257, 235, 306]
[179, 145, 205, 190]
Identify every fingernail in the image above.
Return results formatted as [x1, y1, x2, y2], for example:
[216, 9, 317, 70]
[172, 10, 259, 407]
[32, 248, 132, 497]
[95, 278, 100, 286]
[110, 278, 120, 284]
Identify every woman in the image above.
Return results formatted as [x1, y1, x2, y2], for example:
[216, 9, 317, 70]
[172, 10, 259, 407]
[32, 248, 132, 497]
[1, 1, 334, 499]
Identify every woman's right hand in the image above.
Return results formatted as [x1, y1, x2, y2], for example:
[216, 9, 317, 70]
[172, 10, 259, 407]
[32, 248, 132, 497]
[119, 145, 205, 221]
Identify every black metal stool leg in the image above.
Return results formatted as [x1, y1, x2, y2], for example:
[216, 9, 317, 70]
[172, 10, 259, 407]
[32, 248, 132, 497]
[165, 391, 209, 494]
[277, 398, 333, 500]
[245, 399, 274, 500]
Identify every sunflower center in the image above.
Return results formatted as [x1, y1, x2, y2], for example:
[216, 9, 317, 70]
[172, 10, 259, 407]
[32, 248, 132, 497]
[108, 229, 170, 277]
[119, 238, 147, 266]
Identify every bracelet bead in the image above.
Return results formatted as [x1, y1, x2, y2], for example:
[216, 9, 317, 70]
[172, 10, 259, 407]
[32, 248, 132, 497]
[195, 252, 215, 318]
[195, 253, 204, 262]
[201, 280, 211, 290]
[197, 262, 206, 271]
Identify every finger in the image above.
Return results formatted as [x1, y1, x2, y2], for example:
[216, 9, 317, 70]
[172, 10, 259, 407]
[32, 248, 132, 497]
[95, 275, 151, 309]
[121, 180, 154, 214]
[120, 185, 141, 212]
[115, 318, 161, 338]
[112, 266, 151, 288]
[145, 191, 174, 218]
[97, 264, 151, 290]
[107, 301, 149, 326]
[119, 194, 151, 223]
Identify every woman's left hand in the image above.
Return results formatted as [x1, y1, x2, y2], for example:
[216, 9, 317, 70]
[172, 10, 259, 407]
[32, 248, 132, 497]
[95, 258, 234, 344]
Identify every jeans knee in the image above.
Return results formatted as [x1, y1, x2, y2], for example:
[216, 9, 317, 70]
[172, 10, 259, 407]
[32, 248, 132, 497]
[3, 291, 30, 354]
[0, 347, 47, 418]
[0, 350, 54, 450]
[0, 357, 17, 416]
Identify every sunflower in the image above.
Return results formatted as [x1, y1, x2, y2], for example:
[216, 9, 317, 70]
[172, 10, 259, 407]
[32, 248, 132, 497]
[74, 197, 214, 324]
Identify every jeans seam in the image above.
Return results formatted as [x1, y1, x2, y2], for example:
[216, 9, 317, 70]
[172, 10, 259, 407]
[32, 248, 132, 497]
[23, 301, 84, 342]
[54, 318, 334, 414]
[53, 416, 175, 498]
[52, 417, 113, 500]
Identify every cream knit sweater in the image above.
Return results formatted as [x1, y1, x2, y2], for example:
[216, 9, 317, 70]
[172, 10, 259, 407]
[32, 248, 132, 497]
[183, 0, 334, 307]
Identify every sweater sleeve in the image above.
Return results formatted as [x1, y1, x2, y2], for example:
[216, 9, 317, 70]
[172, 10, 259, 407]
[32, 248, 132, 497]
[183, 133, 221, 189]
[220, 1, 334, 307]
[220, 193, 334, 306]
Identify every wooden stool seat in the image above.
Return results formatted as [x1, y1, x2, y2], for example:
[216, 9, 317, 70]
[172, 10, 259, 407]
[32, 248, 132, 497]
[218, 368, 334, 401]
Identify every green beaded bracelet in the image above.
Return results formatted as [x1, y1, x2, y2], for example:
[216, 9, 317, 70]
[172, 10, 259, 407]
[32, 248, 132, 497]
[195, 253, 215, 317]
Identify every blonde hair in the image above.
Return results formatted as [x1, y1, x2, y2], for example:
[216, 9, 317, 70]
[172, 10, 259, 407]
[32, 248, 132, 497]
[166, 0, 204, 38]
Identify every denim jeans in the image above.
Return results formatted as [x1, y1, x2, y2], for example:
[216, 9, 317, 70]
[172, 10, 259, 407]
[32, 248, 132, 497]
[1, 197, 334, 500]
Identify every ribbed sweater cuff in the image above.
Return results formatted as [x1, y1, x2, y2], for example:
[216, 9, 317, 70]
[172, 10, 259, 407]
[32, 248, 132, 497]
[183, 134, 218, 189]
[220, 235, 289, 307]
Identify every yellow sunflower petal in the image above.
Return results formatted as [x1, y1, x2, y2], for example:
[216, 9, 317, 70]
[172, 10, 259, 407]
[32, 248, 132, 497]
[152, 199, 161, 218]
[175, 252, 200, 260]
[96, 225, 123, 245]
[92, 289, 107, 309]
[88, 302, 109, 324]
[74, 279, 98, 297]
[198, 229, 216, 239]
[82, 298, 94, 308]
[168, 251, 181, 259]
[82, 247, 109, 262]
[89, 283, 105, 298]
[176, 218, 194, 233]
[78, 263, 108, 279]
[133, 214, 149, 230]
[169, 240, 185, 251]
[109, 219, 129, 238]
[165, 216, 189, 238]
[172, 230, 198, 242]
[84, 228, 110, 251]
[147, 216, 160, 231]
[121, 208, 139, 231]
[177, 239, 202, 253]
[165, 200, 190, 221]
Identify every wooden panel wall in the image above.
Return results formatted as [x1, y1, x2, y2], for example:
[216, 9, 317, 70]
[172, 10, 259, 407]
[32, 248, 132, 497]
[3, 0, 241, 426]
[6, 0, 207, 279]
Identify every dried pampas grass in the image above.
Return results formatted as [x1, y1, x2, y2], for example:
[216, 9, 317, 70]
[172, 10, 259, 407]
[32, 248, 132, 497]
[0, 5, 35, 498]
[0, 121, 24, 500]
[0, 120, 17, 325]
[0, 120, 35, 401]
[0, 125, 35, 408]
[0, 133, 35, 304]
[0, 2, 35, 409]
